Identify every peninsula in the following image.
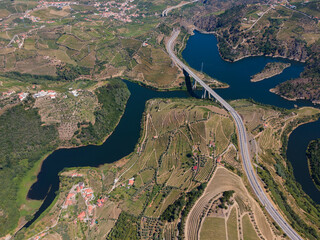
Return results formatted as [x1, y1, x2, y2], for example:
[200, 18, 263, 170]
[251, 62, 291, 82]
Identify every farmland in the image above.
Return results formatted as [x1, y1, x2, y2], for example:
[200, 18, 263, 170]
[187, 167, 275, 240]
[232, 99, 320, 239]
[0, 0, 320, 238]
[10, 96, 320, 240]
[0, 0, 226, 91]
[20, 98, 237, 239]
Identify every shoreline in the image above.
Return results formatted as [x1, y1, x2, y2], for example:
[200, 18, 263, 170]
[182, 28, 317, 106]
[269, 88, 320, 105]
[307, 158, 320, 192]
[306, 141, 320, 192]
[14, 85, 131, 235]
[190, 26, 306, 63]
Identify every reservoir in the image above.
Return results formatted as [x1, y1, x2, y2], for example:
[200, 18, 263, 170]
[26, 31, 319, 228]
[182, 31, 320, 203]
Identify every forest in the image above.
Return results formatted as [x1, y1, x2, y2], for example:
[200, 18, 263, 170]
[0, 103, 59, 235]
[76, 79, 130, 145]
[306, 139, 320, 191]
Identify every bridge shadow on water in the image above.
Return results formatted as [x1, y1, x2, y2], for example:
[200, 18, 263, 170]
[183, 69, 201, 99]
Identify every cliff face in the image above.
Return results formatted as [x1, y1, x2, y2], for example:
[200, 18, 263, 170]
[191, 3, 320, 102]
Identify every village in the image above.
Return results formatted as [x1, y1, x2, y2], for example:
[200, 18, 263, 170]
[95, 0, 141, 22]
[31, 172, 107, 240]
[30, 170, 140, 240]
[24, 0, 141, 24]
[0, 0, 143, 35]
[1, 88, 81, 102]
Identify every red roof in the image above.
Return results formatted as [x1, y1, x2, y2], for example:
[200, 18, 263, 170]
[85, 188, 93, 194]
[193, 166, 198, 170]
[78, 211, 86, 220]
[88, 205, 94, 214]
[67, 193, 74, 200]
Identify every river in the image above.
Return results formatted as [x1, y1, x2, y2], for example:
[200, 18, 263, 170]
[25, 82, 190, 228]
[25, 31, 319, 229]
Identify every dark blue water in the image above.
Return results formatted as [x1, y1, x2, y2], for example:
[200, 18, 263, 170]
[25, 32, 320, 230]
[286, 120, 320, 203]
[25, 81, 190, 228]
[182, 31, 313, 109]
[182, 31, 320, 204]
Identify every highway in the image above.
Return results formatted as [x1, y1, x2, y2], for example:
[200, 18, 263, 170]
[162, 0, 198, 17]
[166, 29, 303, 240]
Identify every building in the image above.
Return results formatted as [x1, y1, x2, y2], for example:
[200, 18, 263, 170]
[128, 177, 135, 186]
[18, 92, 29, 101]
[78, 211, 86, 221]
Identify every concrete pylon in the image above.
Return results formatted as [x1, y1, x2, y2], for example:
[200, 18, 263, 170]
[202, 89, 207, 99]
[192, 80, 197, 90]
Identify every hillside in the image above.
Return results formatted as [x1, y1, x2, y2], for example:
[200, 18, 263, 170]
[19, 98, 280, 240]
[17, 98, 320, 240]
[0, 78, 129, 237]
[187, 0, 320, 103]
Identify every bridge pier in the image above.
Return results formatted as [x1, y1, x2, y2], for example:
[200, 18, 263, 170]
[202, 89, 207, 99]
[192, 80, 197, 90]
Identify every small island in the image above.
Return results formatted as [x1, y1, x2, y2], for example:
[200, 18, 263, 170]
[251, 62, 291, 82]
[306, 139, 320, 191]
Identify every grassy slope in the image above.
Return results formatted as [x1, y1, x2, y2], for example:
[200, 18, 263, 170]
[242, 214, 259, 240]
[200, 217, 226, 240]
[227, 207, 238, 239]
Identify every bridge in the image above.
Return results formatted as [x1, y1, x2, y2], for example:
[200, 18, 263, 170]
[166, 29, 303, 240]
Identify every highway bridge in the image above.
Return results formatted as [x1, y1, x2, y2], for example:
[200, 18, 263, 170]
[166, 29, 303, 240]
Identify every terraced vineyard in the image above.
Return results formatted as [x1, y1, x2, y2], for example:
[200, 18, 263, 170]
[21, 98, 236, 239]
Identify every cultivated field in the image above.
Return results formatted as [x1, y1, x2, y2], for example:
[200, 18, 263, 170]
[232, 99, 320, 239]
[186, 167, 275, 240]
[22, 98, 235, 239]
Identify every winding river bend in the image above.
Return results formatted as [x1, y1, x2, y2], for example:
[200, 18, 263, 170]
[25, 82, 189, 227]
[26, 31, 319, 228]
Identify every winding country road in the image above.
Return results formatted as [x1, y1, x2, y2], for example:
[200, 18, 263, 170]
[162, 0, 198, 17]
[166, 29, 303, 240]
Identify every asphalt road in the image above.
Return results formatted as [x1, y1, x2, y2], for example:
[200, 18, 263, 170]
[166, 29, 303, 240]
[162, 0, 198, 16]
